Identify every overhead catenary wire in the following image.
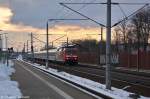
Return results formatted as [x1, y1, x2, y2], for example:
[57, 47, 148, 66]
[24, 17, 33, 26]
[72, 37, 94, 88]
[62, 0, 97, 18]
[118, 4, 127, 19]
[112, 3, 149, 27]
[60, 3, 106, 27]
[63, 2, 150, 5]
[61, 1, 150, 27]
[50, 0, 97, 25]
[33, 36, 46, 44]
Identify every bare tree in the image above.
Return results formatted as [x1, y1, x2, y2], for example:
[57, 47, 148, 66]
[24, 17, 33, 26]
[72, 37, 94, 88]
[114, 20, 129, 51]
[131, 6, 150, 51]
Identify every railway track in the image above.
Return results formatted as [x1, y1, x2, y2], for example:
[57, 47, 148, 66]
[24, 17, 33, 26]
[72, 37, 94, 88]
[78, 63, 150, 78]
[71, 66, 150, 87]
[32, 60, 150, 97]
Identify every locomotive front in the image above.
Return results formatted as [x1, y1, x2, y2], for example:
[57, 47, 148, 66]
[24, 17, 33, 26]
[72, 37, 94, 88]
[64, 47, 78, 64]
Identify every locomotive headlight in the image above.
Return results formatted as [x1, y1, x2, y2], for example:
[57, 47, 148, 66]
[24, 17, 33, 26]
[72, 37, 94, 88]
[66, 57, 69, 59]
[65, 56, 69, 60]
[73, 56, 78, 60]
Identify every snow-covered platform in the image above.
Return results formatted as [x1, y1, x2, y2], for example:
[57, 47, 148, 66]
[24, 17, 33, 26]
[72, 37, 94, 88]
[18, 59, 150, 99]
[12, 59, 102, 99]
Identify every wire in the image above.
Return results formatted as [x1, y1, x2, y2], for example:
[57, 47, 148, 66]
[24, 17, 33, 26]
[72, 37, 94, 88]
[112, 4, 149, 27]
[118, 4, 127, 18]
[60, 3, 105, 26]
[33, 36, 46, 44]
[53, 0, 97, 26]
[118, 3, 150, 5]
[62, 0, 97, 18]
[54, 7, 65, 18]
[62, 2, 150, 5]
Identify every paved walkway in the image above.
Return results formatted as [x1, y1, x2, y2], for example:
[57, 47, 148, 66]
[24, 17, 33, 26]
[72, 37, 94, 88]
[11, 60, 99, 99]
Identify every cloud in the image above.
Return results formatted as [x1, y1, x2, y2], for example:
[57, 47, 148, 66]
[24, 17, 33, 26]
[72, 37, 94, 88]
[0, 6, 44, 33]
[0, 6, 105, 51]
[0, 6, 45, 50]
[0, 7, 12, 23]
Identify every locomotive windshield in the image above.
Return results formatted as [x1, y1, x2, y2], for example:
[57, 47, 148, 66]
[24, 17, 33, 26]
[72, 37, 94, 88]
[65, 47, 77, 55]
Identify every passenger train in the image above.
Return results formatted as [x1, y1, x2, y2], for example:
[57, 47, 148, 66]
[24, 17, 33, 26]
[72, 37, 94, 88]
[28, 45, 78, 65]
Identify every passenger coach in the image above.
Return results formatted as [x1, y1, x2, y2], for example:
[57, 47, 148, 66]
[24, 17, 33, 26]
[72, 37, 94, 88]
[29, 45, 78, 65]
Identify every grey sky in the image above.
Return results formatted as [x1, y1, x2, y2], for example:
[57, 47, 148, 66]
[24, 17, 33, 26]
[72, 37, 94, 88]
[1, 0, 150, 29]
[1, 0, 150, 51]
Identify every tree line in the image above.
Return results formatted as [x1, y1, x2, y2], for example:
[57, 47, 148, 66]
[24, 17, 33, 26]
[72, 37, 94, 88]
[114, 6, 150, 52]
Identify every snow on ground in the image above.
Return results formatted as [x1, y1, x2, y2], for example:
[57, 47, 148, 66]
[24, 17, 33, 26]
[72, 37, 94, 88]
[0, 60, 22, 99]
[20, 59, 150, 99]
[17, 55, 22, 60]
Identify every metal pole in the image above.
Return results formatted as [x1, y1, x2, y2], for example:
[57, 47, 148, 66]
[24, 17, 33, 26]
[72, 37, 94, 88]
[67, 37, 69, 47]
[24, 43, 26, 53]
[99, 27, 103, 65]
[101, 27, 103, 41]
[0, 35, 2, 50]
[5, 36, 8, 66]
[52, 42, 53, 48]
[106, 0, 111, 89]
[27, 40, 28, 53]
[46, 21, 49, 69]
[137, 32, 140, 72]
[31, 33, 34, 62]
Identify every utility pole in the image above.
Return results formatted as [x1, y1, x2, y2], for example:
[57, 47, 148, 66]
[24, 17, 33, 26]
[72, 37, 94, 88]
[5, 35, 8, 66]
[27, 40, 28, 54]
[51, 42, 53, 48]
[46, 21, 49, 69]
[31, 33, 34, 62]
[106, 0, 112, 89]
[24, 43, 26, 53]
[0, 35, 2, 50]
[67, 37, 69, 47]
[23, 43, 26, 59]
[99, 27, 103, 65]
[101, 27, 103, 41]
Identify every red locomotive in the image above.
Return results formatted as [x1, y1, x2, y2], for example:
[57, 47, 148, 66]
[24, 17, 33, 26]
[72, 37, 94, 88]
[33, 45, 78, 65]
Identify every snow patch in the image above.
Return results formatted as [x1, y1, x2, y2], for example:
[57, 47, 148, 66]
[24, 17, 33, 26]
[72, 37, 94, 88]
[17, 55, 23, 60]
[0, 60, 22, 99]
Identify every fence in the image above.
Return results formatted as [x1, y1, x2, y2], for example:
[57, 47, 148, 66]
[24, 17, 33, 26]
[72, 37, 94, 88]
[77, 51, 150, 69]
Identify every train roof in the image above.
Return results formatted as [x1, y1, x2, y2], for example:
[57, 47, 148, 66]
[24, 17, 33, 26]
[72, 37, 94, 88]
[33, 48, 57, 54]
[28, 44, 76, 54]
[58, 44, 76, 48]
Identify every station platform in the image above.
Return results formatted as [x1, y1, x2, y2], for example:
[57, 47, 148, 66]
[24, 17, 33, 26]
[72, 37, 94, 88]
[11, 60, 101, 99]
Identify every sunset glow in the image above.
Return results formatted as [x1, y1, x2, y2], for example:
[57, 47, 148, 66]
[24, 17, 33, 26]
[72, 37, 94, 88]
[0, 6, 106, 51]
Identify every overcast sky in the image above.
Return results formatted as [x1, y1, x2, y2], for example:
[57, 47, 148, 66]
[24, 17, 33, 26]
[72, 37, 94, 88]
[0, 0, 150, 50]
[0, 0, 150, 28]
